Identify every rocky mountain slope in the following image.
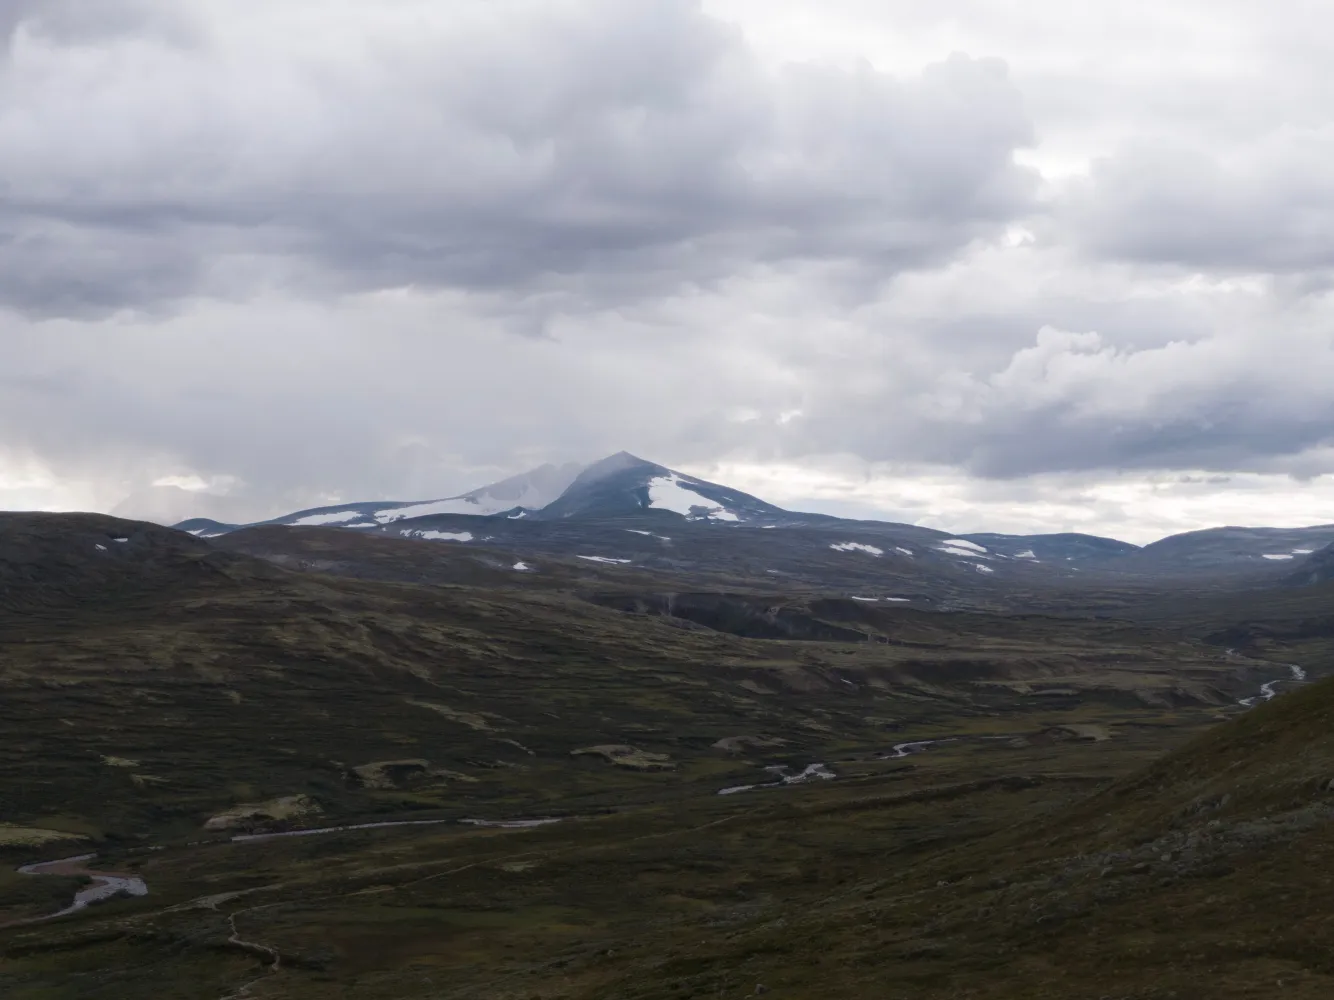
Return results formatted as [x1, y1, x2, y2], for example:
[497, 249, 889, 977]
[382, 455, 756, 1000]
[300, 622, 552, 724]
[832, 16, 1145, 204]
[1283, 539, 1334, 587]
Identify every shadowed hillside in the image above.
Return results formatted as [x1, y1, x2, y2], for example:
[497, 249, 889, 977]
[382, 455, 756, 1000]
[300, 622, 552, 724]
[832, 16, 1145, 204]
[0, 513, 268, 615]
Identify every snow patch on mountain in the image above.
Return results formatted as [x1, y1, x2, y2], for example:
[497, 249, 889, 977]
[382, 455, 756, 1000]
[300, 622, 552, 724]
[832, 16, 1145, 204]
[894, 547, 913, 557]
[1263, 553, 1295, 560]
[974, 563, 995, 574]
[938, 539, 988, 557]
[293, 510, 364, 526]
[411, 530, 474, 542]
[647, 474, 741, 521]
[578, 555, 632, 565]
[376, 497, 505, 522]
[270, 462, 588, 530]
[1015, 549, 1038, 560]
[830, 542, 884, 556]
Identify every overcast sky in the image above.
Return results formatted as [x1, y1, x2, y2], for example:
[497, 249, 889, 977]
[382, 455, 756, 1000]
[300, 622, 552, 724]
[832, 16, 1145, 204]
[4, 0, 1333, 543]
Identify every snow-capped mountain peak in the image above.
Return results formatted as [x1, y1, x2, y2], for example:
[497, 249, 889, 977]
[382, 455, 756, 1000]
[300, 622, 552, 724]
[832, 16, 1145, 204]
[176, 453, 789, 533]
[532, 453, 786, 522]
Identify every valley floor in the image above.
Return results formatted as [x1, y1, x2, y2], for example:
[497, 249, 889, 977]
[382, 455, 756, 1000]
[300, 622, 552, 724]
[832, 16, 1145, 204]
[7, 702, 1333, 1000]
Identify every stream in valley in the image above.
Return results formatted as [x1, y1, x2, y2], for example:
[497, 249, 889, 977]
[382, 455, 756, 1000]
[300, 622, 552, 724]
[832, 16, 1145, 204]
[15, 817, 565, 923]
[19, 656, 1310, 925]
[12, 854, 148, 924]
[1237, 662, 1307, 707]
[717, 739, 960, 795]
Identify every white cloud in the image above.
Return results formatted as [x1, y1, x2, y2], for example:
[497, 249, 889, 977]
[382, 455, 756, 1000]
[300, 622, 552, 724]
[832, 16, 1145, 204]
[697, 457, 1334, 545]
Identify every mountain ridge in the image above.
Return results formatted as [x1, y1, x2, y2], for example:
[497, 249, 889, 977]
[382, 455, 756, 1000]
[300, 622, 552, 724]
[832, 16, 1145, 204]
[164, 452, 1334, 586]
[530, 452, 791, 523]
[158, 453, 1334, 592]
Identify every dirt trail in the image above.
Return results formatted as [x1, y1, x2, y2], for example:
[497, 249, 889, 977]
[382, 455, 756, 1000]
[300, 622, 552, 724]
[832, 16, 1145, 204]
[220, 916, 282, 998]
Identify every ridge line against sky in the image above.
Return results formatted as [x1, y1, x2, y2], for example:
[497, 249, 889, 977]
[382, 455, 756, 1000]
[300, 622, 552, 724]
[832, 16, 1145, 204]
[139, 452, 1333, 549]
[3, 0, 1333, 544]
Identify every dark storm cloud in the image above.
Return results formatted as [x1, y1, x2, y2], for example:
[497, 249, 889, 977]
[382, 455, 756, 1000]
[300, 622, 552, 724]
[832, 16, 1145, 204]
[794, 318, 1334, 479]
[0, 0, 1037, 317]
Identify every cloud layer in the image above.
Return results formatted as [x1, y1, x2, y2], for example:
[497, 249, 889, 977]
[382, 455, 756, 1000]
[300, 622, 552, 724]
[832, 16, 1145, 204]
[1, 0, 1034, 315]
[4, 0, 1334, 537]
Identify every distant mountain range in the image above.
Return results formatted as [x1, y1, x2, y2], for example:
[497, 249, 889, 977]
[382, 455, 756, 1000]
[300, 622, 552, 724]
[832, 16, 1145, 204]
[173, 451, 1334, 587]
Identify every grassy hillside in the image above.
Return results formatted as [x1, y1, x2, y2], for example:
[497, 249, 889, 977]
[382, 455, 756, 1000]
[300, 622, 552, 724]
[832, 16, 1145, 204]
[3, 681, 1333, 998]
[3, 513, 1332, 998]
[0, 516, 1271, 843]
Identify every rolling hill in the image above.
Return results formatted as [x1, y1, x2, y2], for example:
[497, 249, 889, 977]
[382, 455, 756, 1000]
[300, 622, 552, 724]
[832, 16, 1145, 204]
[0, 512, 1270, 848]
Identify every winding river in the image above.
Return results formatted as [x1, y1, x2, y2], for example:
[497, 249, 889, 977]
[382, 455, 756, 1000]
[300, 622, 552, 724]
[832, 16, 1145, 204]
[230, 818, 457, 843]
[13, 817, 564, 925]
[716, 739, 960, 795]
[1237, 663, 1308, 707]
[718, 762, 837, 796]
[881, 738, 958, 759]
[12, 854, 148, 924]
[20, 653, 1310, 921]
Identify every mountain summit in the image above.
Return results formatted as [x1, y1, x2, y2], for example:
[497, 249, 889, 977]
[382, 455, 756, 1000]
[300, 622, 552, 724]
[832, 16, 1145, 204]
[173, 454, 791, 534]
[532, 452, 788, 523]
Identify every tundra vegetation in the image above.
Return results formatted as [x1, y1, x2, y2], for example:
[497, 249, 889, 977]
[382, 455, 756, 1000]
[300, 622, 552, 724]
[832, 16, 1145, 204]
[3, 512, 1334, 998]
